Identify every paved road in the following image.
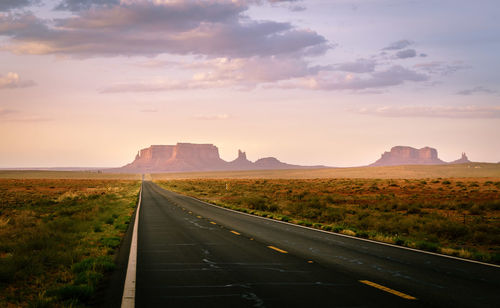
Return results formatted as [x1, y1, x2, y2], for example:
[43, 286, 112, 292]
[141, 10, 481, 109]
[136, 181, 500, 307]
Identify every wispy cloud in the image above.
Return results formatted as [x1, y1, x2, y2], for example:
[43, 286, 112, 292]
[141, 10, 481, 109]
[456, 86, 497, 96]
[103, 55, 328, 92]
[55, 0, 119, 12]
[0, 72, 36, 90]
[0, 108, 16, 116]
[414, 61, 470, 76]
[273, 65, 428, 91]
[352, 105, 500, 119]
[0, 108, 52, 122]
[382, 39, 413, 51]
[140, 108, 158, 113]
[193, 114, 230, 120]
[0, 0, 38, 11]
[334, 59, 376, 73]
[395, 49, 417, 59]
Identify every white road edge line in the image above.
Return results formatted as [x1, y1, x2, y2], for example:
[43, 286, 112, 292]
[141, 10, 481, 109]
[175, 190, 500, 269]
[121, 182, 143, 308]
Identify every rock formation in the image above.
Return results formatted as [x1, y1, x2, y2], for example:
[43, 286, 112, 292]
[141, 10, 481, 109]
[114, 143, 325, 173]
[370, 146, 471, 167]
[228, 150, 254, 170]
[449, 153, 471, 164]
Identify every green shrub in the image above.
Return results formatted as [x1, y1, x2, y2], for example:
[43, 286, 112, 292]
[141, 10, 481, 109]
[395, 237, 405, 246]
[74, 271, 104, 286]
[72, 256, 115, 274]
[416, 241, 439, 252]
[100, 237, 121, 248]
[53, 285, 93, 302]
[407, 205, 421, 214]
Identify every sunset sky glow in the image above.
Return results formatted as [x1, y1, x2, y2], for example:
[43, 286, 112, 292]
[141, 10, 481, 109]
[1, 0, 499, 167]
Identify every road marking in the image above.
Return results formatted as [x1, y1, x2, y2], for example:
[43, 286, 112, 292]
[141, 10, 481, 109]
[179, 194, 500, 269]
[121, 182, 142, 308]
[230, 230, 241, 235]
[210, 221, 217, 225]
[196, 215, 202, 218]
[268, 246, 288, 254]
[359, 280, 417, 300]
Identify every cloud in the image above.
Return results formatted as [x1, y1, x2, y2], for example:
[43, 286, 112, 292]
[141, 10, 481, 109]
[382, 39, 413, 50]
[0, 0, 38, 11]
[0, 108, 17, 116]
[352, 105, 500, 119]
[0, 108, 52, 122]
[187, 56, 327, 85]
[55, 0, 119, 12]
[193, 114, 230, 120]
[395, 49, 417, 59]
[266, 0, 305, 11]
[0, 72, 36, 89]
[140, 108, 158, 112]
[456, 86, 497, 96]
[274, 65, 428, 91]
[414, 61, 470, 76]
[101, 79, 192, 93]
[103, 55, 328, 92]
[334, 59, 376, 73]
[0, 2, 328, 59]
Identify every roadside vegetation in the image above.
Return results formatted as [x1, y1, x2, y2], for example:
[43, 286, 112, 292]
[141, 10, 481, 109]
[0, 179, 140, 307]
[156, 178, 500, 264]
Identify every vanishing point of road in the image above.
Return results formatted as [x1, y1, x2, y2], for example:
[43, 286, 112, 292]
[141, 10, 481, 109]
[124, 181, 500, 307]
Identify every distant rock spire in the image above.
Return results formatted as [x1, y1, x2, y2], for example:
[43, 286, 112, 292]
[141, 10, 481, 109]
[237, 149, 247, 160]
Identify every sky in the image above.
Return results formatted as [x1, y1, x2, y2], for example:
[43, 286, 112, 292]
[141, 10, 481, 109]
[0, 0, 499, 168]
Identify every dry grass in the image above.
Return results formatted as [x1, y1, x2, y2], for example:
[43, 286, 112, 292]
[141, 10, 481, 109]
[151, 163, 500, 180]
[0, 170, 140, 180]
[0, 179, 140, 307]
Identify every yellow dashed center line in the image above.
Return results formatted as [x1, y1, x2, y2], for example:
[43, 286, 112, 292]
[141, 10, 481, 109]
[267, 246, 288, 254]
[210, 221, 217, 225]
[359, 280, 417, 300]
[230, 230, 241, 235]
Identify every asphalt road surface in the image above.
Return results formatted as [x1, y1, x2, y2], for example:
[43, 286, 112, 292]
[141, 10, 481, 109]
[135, 181, 500, 307]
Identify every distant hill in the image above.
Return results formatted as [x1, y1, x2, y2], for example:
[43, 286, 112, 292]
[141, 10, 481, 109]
[109, 143, 326, 173]
[370, 146, 470, 167]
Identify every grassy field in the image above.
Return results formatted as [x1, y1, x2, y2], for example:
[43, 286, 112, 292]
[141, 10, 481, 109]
[151, 163, 500, 179]
[156, 177, 500, 263]
[0, 179, 140, 307]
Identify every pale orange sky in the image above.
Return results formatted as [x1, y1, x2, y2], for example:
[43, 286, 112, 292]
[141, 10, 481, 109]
[1, 0, 499, 167]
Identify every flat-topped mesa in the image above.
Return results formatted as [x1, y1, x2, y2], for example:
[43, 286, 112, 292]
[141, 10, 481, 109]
[369, 146, 472, 167]
[124, 145, 175, 171]
[114, 143, 327, 173]
[370, 146, 444, 166]
[170, 143, 221, 162]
